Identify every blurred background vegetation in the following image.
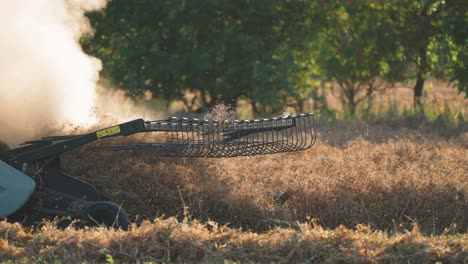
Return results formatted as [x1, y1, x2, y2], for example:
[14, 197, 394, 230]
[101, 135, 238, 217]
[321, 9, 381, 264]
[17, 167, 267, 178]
[81, 0, 467, 120]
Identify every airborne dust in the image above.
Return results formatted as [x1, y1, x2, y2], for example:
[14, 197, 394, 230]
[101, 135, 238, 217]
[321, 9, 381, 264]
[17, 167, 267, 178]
[0, 0, 153, 147]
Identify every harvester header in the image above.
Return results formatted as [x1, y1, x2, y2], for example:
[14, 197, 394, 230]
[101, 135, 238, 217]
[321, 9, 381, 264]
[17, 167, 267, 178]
[0, 113, 315, 230]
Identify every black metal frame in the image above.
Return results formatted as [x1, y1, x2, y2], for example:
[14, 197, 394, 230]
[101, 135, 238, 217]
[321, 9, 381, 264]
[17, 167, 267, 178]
[97, 113, 316, 158]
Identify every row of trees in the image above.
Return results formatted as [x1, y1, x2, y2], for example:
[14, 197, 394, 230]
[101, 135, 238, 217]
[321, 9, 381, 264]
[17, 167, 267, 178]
[82, 0, 467, 116]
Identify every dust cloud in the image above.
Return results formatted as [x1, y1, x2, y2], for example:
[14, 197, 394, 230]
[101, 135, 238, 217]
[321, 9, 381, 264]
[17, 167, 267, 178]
[0, 0, 107, 146]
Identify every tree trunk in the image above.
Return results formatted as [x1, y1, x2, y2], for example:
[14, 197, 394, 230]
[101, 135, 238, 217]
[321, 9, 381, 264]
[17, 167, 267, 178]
[413, 47, 427, 109]
[413, 72, 425, 110]
[251, 101, 259, 117]
[348, 100, 356, 118]
[297, 99, 304, 113]
[341, 83, 357, 118]
[198, 89, 208, 112]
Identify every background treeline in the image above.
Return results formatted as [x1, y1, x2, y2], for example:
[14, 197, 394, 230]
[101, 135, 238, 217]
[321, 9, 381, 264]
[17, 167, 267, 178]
[82, 0, 467, 117]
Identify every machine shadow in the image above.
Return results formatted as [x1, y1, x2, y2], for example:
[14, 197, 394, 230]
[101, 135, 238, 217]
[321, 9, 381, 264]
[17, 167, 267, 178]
[61, 138, 280, 231]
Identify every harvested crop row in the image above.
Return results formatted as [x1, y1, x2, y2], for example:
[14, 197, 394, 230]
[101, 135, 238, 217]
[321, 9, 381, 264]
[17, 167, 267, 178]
[1, 219, 467, 263]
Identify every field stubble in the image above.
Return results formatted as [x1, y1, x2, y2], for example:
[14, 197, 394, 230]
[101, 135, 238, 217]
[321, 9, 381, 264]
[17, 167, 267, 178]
[57, 118, 467, 234]
[1, 82, 467, 262]
[1, 118, 467, 263]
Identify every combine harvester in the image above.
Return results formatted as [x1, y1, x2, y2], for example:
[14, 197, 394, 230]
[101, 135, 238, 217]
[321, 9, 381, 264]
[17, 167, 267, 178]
[0, 113, 315, 230]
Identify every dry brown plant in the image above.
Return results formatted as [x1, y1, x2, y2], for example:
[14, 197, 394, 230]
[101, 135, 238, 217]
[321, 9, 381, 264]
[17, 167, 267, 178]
[1, 217, 467, 263]
[2, 85, 466, 263]
[57, 118, 467, 235]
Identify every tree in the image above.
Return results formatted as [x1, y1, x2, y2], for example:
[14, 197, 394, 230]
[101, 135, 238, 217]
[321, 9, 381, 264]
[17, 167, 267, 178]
[386, 0, 467, 107]
[82, 0, 322, 115]
[82, 0, 466, 117]
[312, 1, 402, 117]
[440, 0, 468, 96]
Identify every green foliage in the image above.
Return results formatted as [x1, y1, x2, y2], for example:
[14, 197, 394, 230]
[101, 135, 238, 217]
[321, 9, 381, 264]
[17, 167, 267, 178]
[82, 0, 321, 114]
[384, 0, 468, 103]
[439, 0, 468, 95]
[105, 254, 115, 264]
[82, 0, 467, 116]
[311, 0, 402, 117]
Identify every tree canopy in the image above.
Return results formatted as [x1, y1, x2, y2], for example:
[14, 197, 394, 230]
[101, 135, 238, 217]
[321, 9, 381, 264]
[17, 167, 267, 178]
[82, 0, 467, 116]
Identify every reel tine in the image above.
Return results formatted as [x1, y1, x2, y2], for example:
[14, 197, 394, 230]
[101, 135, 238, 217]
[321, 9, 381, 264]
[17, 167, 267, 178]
[93, 113, 316, 158]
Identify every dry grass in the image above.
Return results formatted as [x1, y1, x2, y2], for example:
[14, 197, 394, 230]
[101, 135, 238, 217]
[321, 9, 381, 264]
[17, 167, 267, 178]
[1, 218, 467, 263]
[58, 119, 467, 234]
[0, 116, 453, 262]
[289, 80, 467, 121]
[2, 83, 467, 263]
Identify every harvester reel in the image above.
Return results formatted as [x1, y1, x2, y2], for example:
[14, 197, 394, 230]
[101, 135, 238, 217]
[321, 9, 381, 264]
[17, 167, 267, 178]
[95, 113, 316, 158]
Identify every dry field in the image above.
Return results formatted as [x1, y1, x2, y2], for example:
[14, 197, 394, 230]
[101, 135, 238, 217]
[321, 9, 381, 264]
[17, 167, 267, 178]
[57, 120, 467, 234]
[1, 218, 467, 263]
[1, 83, 467, 263]
[1, 116, 466, 263]
[309, 79, 467, 120]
